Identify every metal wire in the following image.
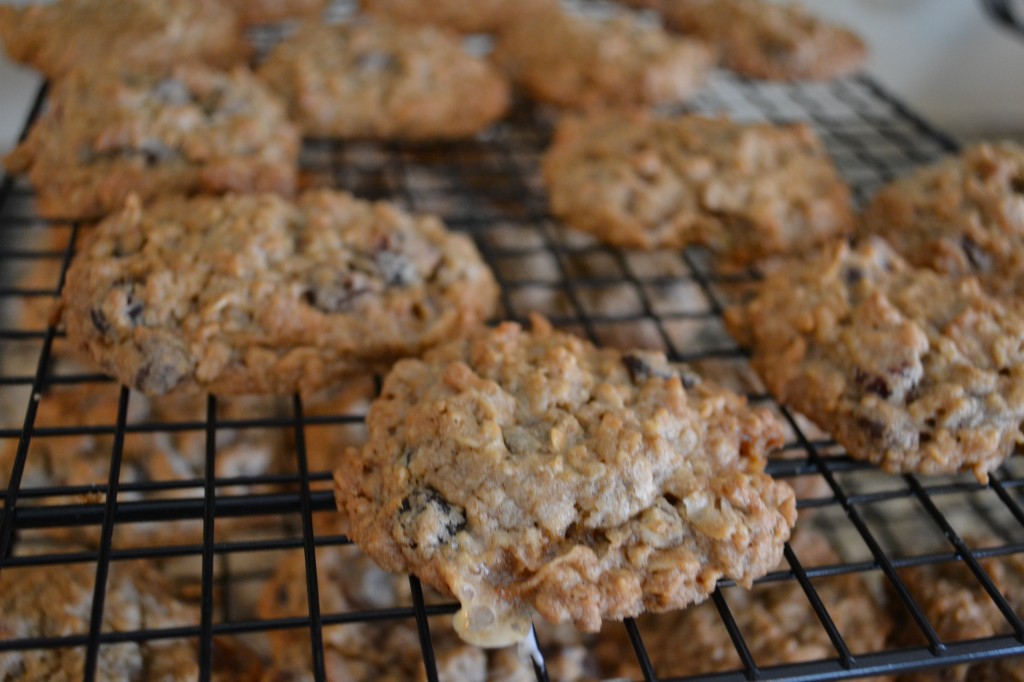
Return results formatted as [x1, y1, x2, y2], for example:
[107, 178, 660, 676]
[2, 14, 1024, 682]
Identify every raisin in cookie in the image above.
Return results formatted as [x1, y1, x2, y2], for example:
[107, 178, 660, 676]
[360, 0, 555, 34]
[623, 0, 866, 81]
[0, 559, 259, 681]
[860, 143, 1024, 300]
[596, 530, 890, 677]
[335, 316, 796, 642]
[494, 7, 712, 110]
[0, 0, 249, 80]
[542, 112, 853, 265]
[61, 191, 499, 396]
[891, 546, 1024, 681]
[258, 19, 509, 139]
[259, 543, 595, 681]
[4, 64, 299, 221]
[725, 238, 1024, 483]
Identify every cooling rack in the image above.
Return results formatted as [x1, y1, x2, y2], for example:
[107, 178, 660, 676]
[3, 11, 1024, 682]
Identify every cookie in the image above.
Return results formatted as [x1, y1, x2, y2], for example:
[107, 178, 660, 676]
[222, 0, 327, 26]
[724, 238, 1024, 483]
[891, 546, 1024, 681]
[0, 559, 258, 681]
[0, 0, 249, 80]
[257, 20, 510, 139]
[61, 191, 499, 396]
[542, 112, 854, 264]
[360, 0, 555, 34]
[595, 530, 890, 677]
[860, 142, 1024, 300]
[335, 316, 796, 642]
[259, 543, 595, 681]
[4, 63, 299, 221]
[494, 7, 712, 110]
[60, 189, 499, 393]
[624, 0, 866, 81]
[4, 381, 288, 549]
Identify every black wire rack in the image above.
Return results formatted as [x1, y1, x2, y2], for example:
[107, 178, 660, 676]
[3, 8, 1024, 682]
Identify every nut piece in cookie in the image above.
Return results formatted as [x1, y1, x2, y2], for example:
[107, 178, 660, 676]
[860, 142, 1024, 300]
[725, 238, 1024, 483]
[494, 6, 713, 110]
[623, 0, 866, 81]
[61, 191, 499, 396]
[0, 0, 249, 80]
[542, 111, 853, 265]
[360, 0, 556, 35]
[335, 316, 796, 643]
[4, 63, 299, 221]
[258, 19, 510, 139]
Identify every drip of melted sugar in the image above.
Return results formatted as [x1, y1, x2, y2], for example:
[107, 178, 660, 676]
[452, 593, 532, 648]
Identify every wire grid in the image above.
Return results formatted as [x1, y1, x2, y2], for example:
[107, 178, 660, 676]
[2, 37, 1024, 682]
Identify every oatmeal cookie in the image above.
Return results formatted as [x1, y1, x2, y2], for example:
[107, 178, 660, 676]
[0, 559, 258, 681]
[336, 316, 796, 642]
[494, 7, 712, 110]
[61, 191, 499, 396]
[222, 0, 327, 26]
[0, 0, 249, 80]
[4, 64, 299, 221]
[3, 381, 288, 548]
[596, 529, 890, 678]
[258, 20, 509, 139]
[860, 143, 1024, 300]
[360, 0, 555, 34]
[725, 238, 1024, 483]
[259, 542, 595, 681]
[542, 112, 853, 264]
[892, 547, 1024, 681]
[624, 0, 866, 81]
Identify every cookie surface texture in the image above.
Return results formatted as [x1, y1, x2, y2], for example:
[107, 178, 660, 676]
[725, 238, 1024, 483]
[62, 191, 499, 396]
[336, 316, 796, 640]
[624, 0, 866, 81]
[860, 142, 1024, 300]
[494, 8, 712, 110]
[258, 19, 510, 139]
[0, 0, 249, 79]
[542, 112, 853, 264]
[4, 64, 299, 220]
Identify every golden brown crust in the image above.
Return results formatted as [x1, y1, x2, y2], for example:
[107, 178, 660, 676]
[0, 0, 249, 80]
[542, 112, 853, 265]
[61, 191, 499, 396]
[258, 20, 510, 140]
[494, 7, 713, 110]
[725, 238, 1024, 483]
[860, 143, 1024, 300]
[221, 0, 327, 26]
[336, 317, 795, 634]
[4, 64, 299, 221]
